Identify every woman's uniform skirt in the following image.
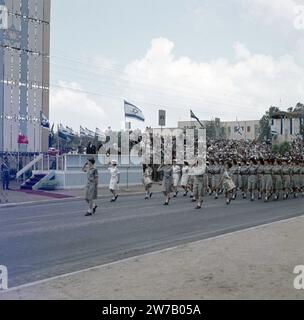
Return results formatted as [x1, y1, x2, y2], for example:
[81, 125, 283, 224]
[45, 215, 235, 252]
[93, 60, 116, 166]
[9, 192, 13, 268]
[193, 175, 205, 199]
[85, 182, 98, 201]
[247, 175, 257, 192]
[181, 174, 189, 187]
[272, 175, 283, 192]
[162, 176, 173, 193]
[173, 174, 180, 188]
[142, 176, 153, 191]
[282, 174, 291, 190]
[211, 174, 221, 190]
[264, 174, 273, 191]
[223, 177, 236, 193]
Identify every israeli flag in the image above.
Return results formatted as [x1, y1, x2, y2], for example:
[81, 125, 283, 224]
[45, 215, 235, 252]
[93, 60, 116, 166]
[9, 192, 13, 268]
[124, 100, 145, 122]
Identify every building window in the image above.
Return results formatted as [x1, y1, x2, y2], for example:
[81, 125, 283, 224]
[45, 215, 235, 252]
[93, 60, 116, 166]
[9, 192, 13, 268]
[234, 126, 238, 133]
[290, 118, 293, 135]
[281, 118, 284, 135]
[271, 119, 274, 126]
[247, 126, 251, 133]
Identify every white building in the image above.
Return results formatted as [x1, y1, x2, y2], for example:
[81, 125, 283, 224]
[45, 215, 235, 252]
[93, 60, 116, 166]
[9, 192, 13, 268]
[271, 112, 303, 144]
[178, 120, 260, 141]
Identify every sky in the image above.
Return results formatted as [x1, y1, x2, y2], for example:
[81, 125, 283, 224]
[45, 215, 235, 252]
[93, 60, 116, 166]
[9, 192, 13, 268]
[50, 0, 304, 131]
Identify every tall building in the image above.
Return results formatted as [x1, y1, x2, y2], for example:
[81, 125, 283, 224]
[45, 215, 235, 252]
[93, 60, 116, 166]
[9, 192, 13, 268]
[0, 0, 50, 153]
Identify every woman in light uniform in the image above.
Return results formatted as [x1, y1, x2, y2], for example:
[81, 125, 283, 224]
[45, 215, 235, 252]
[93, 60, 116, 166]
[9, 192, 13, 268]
[82, 158, 99, 216]
[218, 162, 236, 205]
[109, 160, 120, 202]
[272, 159, 283, 201]
[143, 165, 153, 200]
[172, 160, 181, 198]
[282, 159, 292, 199]
[247, 158, 258, 201]
[230, 159, 239, 200]
[212, 159, 222, 200]
[157, 164, 173, 205]
[263, 159, 273, 202]
[181, 161, 190, 197]
[192, 158, 206, 209]
[239, 160, 249, 199]
[257, 158, 265, 200]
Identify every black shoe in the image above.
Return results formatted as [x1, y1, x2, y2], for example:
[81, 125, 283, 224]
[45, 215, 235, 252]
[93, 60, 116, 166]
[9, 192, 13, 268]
[93, 205, 98, 214]
[150, 192, 153, 198]
[115, 195, 119, 201]
[191, 198, 196, 203]
[195, 205, 202, 210]
[145, 196, 149, 200]
[85, 212, 92, 216]
[163, 201, 169, 206]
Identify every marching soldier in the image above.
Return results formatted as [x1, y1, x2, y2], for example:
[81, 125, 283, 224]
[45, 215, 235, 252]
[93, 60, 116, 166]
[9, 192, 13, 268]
[109, 160, 120, 202]
[143, 165, 153, 200]
[248, 158, 258, 201]
[218, 162, 236, 205]
[181, 161, 190, 197]
[239, 160, 249, 199]
[231, 159, 239, 200]
[192, 159, 206, 209]
[272, 159, 283, 201]
[82, 158, 99, 216]
[263, 159, 273, 202]
[282, 160, 292, 199]
[172, 160, 181, 198]
[157, 163, 173, 205]
[257, 158, 265, 200]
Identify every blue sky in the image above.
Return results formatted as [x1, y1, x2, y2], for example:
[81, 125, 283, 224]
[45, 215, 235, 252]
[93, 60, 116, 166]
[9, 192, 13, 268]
[50, 0, 304, 130]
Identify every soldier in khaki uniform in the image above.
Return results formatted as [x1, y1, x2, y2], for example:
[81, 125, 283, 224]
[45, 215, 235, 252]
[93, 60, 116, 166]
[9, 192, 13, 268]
[257, 158, 265, 200]
[248, 158, 258, 201]
[239, 160, 249, 199]
[282, 160, 292, 199]
[263, 159, 273, 202]
[272, 159, 283, 201]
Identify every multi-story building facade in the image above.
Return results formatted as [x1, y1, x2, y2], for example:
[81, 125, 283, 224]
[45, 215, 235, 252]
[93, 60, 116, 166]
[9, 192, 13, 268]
[178, 119, 260, 141]
[271, 111, 303, 144]
[0, 0, 50, 153]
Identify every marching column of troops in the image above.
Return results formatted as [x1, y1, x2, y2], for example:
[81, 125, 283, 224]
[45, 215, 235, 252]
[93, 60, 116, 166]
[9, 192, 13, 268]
[143, 158, 304, 209]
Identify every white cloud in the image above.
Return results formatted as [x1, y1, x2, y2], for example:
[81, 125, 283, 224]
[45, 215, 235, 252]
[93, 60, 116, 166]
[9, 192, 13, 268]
[50, 37, 304, 130]
[122, 38, 304, 124]
[241, 0, 300, 25]
[50, 81, 121, 131]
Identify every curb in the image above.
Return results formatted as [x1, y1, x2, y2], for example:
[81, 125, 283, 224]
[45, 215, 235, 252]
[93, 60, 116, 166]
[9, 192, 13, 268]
[0, 190, 162, 209]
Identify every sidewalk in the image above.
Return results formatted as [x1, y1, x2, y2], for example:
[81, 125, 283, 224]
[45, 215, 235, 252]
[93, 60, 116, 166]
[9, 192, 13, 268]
[0, 182, 162, 206]
[1, 216, 304, 300]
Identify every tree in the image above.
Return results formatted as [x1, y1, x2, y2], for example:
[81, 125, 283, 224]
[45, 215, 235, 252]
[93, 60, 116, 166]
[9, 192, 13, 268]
[279, 141, 291, 155]
[258, 106, 280, 142]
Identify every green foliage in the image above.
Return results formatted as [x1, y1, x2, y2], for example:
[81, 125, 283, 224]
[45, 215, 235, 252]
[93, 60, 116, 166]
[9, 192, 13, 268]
[272, 142, 291, 156]
[259, 106, 280, 142]
[279, 141, 291, 155]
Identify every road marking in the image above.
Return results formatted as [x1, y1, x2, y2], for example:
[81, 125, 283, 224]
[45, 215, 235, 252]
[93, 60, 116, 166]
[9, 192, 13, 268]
[2, 214, 303, 293]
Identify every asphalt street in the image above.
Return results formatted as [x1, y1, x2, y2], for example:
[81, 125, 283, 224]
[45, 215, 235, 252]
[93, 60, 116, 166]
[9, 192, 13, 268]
[1, 192, 304, 288]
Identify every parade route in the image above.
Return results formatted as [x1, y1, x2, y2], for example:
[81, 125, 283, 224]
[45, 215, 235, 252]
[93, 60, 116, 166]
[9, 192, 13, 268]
[0, 192, 304, 294]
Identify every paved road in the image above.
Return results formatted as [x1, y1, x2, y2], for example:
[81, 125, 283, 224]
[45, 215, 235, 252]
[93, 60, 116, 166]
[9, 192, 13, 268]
[1, 193, 304, 288]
